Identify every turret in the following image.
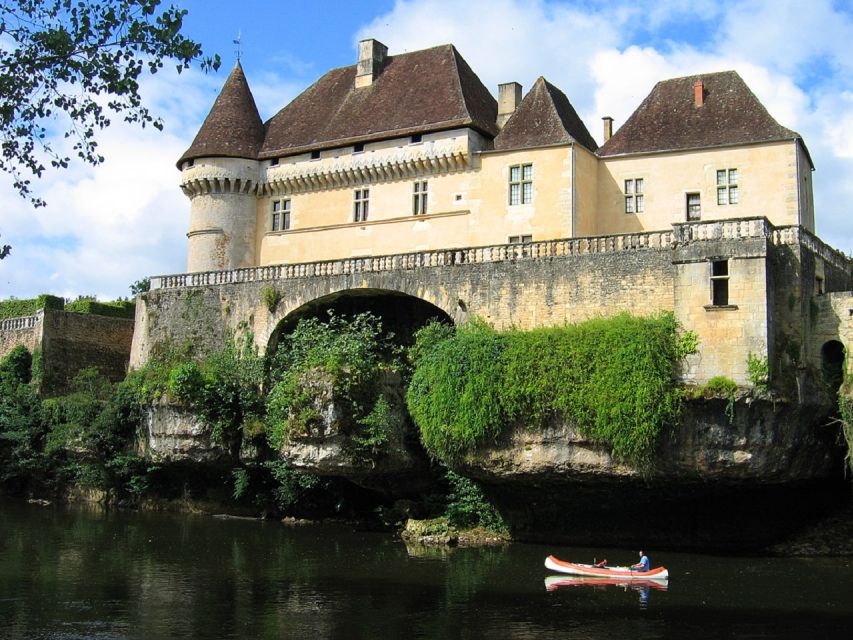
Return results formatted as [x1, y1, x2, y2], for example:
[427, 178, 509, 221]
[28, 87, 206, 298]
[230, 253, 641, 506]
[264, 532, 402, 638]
[177, 62, 265, 273]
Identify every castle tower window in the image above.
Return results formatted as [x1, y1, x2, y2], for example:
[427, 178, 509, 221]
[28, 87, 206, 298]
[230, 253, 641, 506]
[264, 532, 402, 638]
[270, 158, 279, 166]
[687, 192, 701, 221]
[410, 133, 423, 144]
[509, 163, 533, 205]
[271, 199, 291, 231]
[311, 150, 320, 160]
[624, 178, 644, 214]
[353, 142, 365, 153]
[717, 168, 739, 205]
[353, 189, 369, 222]
[711, 259, 729, 306]
[413, 181, 428, 215]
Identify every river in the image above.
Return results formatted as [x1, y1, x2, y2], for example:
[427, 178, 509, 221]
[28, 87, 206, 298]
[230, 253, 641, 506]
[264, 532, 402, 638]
[1, 499, 852, 639]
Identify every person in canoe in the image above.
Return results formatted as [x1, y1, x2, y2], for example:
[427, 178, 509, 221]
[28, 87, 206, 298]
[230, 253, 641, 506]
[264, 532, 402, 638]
[630, 550, 650, 572]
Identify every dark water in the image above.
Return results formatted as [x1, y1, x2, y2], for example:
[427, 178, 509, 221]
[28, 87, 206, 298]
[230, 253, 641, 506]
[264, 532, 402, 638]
[1, 500, 852, 639]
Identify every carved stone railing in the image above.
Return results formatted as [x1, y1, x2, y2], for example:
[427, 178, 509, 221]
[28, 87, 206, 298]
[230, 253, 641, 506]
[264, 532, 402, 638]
[0, 310, 43, 332]
[150, 218, 845, 291]
[771, 225, 852, 272]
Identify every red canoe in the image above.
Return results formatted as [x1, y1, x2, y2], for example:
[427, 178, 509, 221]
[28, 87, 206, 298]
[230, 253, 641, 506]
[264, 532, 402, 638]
[545, 555, 669, 580]
[544, 575, 669, 591]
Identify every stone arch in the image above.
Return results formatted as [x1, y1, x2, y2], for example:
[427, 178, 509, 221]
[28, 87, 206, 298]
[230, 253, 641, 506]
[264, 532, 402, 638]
[265, 287, 453, 355]
[820, 339, 845, 392]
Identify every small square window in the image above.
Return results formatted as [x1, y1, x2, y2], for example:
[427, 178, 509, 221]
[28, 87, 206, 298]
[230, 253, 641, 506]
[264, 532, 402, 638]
[270, 158, 279, 166]
[410, 134, 422, 143]
[353, 143, 365, 153]
[311, 150, 320, 160]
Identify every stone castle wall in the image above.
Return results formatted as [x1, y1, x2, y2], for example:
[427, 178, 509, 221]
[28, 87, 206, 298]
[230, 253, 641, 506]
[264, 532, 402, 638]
[0, 310, 134, 394]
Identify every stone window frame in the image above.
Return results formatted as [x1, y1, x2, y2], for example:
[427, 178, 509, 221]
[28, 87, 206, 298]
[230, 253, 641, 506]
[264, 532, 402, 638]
[508, 163, 533, 205]
[624, 178, 645, 214]
[271, 198, 291, 232]
[710, 259, 730, 306]
[353, 188, 370, 222]
[412, 181, 428, 215]
[686, 192, 702, 221]
[716, 168, 739, 205]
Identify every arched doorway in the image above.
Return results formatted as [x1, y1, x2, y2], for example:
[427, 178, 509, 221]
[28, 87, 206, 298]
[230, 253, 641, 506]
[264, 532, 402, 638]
[820, 340, 845, 392]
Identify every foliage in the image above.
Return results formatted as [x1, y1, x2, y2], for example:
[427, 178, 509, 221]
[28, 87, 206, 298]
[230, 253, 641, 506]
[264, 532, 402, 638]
[407, 320, 505, 462]
[265, 312, 399, 453]
[130, 277, 151, 296]
[261, 286, 281, 313]
[407, 313, 693, 466]
[840, 394, 853, 478]
[348, 394, 396, 466]
[232, 467, 250, 500]
[0, 0, 219, 208]
[747, 353, 770, 393]
[167, 332, 265, 449]
[407, 319, 455, 366]
[0, 294, 63, 319]
[263, 460, 322, 512]
[444, 470, 507, 533]
[0, 347, 50, 490]
[0, 345, 32, 384]
[701, 376, 738, 423]
[64, 297, 135, 319]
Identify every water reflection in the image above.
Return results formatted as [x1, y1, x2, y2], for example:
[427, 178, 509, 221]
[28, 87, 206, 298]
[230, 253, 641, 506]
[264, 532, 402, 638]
[544, 575, 668, 609]
[1, 500, 853, 640]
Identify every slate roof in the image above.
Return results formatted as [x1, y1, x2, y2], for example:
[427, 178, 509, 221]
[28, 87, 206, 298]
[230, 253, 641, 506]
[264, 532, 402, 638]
[258, 44, 499, 158]
[177, 62, 265, 167]
[598, 71, 800, 157]
[494, 77, 598, 152]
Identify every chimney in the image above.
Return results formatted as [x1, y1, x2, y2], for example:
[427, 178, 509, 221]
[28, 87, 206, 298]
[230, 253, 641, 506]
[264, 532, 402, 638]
[355, 38, 388, 88]
[602, 116, 613, 142]
[694, 79, 704, 107]
[497, 82, 522, 129]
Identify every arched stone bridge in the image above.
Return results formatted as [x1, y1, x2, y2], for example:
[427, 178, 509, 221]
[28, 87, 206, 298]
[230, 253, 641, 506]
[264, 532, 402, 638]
[130, 218, 853, 387]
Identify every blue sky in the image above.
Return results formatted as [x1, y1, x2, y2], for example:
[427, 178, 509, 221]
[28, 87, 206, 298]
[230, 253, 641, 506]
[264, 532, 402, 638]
[1, 0, 852, 300]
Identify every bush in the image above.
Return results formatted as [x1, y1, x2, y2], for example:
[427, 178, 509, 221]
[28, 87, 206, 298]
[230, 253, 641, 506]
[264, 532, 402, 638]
[64, 298, 135, 319]
[0, 294, 63, 319]
[444, 470, 507, 533]
[0, 345, 32, 384]
[747, 353, 770, 392]
[407, 313, 694, 466]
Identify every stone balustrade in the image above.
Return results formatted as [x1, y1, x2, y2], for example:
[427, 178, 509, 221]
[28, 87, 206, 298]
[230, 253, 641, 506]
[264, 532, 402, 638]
[150, 217, 846, 292]
[0, 311, 42, 331]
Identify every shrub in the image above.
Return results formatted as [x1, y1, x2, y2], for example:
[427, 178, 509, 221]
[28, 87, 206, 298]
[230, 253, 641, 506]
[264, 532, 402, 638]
[0, 294, 63, 319]
[261, 286, 281, 313]
[407, 313, 694, 466]
[0, 345, 32, 384]
[444, 470, 507, 533]
[747, 353, 770, 393]
[701, 376, 738, 423]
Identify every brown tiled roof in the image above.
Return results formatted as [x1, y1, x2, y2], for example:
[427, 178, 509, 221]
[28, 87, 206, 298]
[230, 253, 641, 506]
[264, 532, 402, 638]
[598, 71, 799, 157]
[177, 62, 265, 167]
[259, 44, 498, 158]
[494, 77, 598, 152]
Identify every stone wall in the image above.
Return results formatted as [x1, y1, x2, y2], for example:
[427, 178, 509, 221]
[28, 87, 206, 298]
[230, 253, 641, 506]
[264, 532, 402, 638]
[0, 310, 134, 395]
[0, 313, 43, 361]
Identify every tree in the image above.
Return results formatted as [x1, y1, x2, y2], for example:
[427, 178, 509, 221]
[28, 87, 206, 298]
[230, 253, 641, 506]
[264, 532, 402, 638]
[0, 0, 220, 257]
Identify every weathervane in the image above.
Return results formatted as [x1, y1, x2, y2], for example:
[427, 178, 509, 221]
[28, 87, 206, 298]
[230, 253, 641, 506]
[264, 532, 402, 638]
[234, 29, 242, 62]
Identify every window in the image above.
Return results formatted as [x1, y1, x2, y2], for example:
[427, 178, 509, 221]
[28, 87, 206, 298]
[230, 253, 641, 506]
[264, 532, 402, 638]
[270, 158, 279, 166]
[687, 193, 701, 221]
[413, 181, 428, 215]
[353, 189, 369, 222]
[711, 260, 729, 306]
[271, 198, 291, 231]
[508, 235, 533, 244]
[509, 164, 533, 205]
[717, 168, 739, 205]
[310, 150, 320, 160]
[624, 178, 645, 214]
[410, 133, 423, 144]
[353, 142, 365, 153]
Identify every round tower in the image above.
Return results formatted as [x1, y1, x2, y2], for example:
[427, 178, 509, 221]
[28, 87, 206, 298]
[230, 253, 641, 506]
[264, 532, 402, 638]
[177, 61, 265, 273]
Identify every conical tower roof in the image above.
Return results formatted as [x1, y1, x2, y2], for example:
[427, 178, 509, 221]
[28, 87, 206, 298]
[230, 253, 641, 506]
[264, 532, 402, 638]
[494, 77, 597, 152]
[177, 61, 265, 168]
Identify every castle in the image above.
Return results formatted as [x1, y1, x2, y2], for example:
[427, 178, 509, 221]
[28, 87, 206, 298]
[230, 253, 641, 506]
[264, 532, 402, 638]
[178, 39, 815, 272]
